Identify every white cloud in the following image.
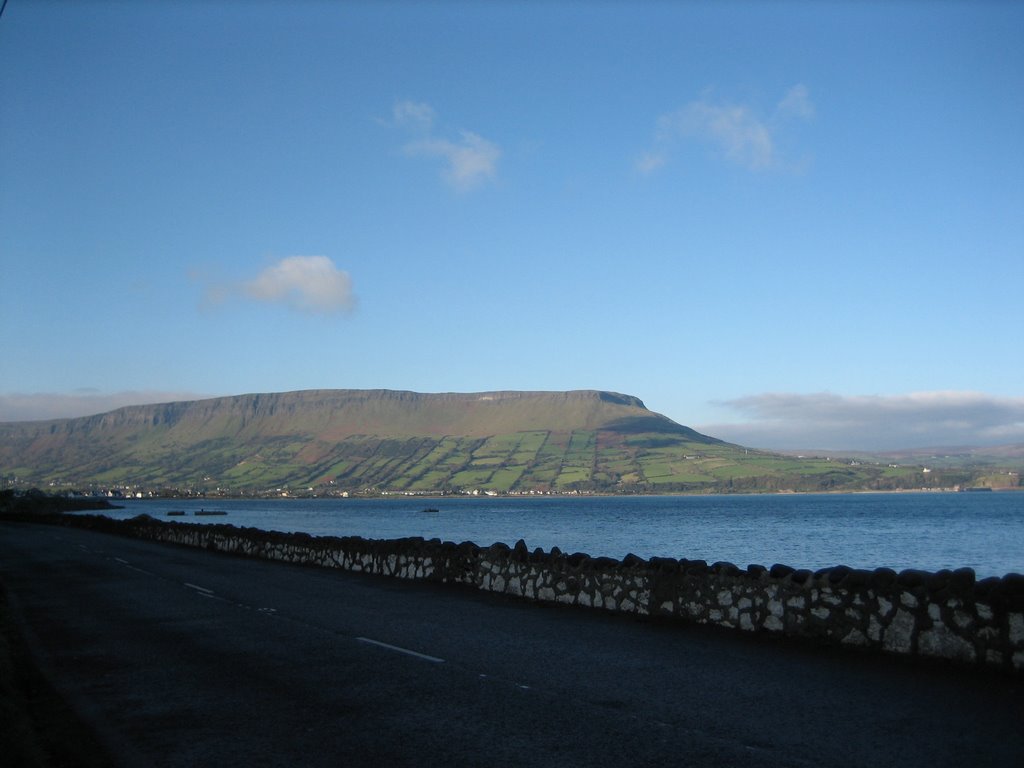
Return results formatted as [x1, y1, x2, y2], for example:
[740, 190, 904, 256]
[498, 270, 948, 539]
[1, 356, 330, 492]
[698, 391, 1024, 451]
[404, 131, 500, 191]
[243, 256, 356, 314]
[639, 85, 813, 173]
[634, 150, 668, 175]
[775, 84, 815, 121]
[673, 102, 775, 169]
[0, 391, 210, 422]
[392, 100, 500, 191]
[392, 100, 435, 132]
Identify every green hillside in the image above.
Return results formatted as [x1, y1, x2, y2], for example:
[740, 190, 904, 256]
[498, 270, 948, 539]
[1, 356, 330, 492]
[0, 389, 949, 494]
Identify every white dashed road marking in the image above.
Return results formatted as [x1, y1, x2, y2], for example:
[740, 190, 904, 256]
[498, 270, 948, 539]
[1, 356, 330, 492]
[356, 637, 445, 664]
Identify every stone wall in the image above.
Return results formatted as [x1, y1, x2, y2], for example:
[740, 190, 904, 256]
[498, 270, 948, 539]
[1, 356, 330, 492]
[35, 514, 1024, 674]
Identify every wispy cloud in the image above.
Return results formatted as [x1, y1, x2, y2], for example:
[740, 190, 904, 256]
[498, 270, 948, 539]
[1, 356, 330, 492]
[392, 100, 435, 132]
[698, 391, 1024, 451]
[774, 83, 815, 121]
[242, 256, 356, 314]
[635, 151, 668, 175]
[0, 391, 211, 422]
[638, 84, 813, 174]
[392, 100, 500, 191]
[403, 131, 500, 192]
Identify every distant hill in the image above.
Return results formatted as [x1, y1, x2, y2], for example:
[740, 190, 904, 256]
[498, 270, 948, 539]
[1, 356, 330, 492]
[775, 444, 1024, 490]
[868, 444, 1024, 464]
[776, 445, 1024, 464]
[0, 389, 1006, 494]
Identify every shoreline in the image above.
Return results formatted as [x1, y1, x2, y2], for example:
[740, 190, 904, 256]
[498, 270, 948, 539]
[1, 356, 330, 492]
[12, 486, 1019, 503]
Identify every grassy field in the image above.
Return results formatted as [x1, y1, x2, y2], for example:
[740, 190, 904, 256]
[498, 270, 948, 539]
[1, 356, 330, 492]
[14, 424, 998, 495]
[275, 429, 944, 494]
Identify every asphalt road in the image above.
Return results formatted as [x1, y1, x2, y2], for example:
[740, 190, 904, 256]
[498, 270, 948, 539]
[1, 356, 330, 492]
[1, 521, 1022, 768]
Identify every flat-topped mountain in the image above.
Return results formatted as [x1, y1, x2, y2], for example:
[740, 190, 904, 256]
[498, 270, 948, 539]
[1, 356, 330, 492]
[0, 389, 959, 494]
[1, 388, 710, 444]
[0, 389, 713, 490]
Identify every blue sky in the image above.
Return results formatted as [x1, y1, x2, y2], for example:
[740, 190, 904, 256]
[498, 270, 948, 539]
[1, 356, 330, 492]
[1, 1, 1022, 450]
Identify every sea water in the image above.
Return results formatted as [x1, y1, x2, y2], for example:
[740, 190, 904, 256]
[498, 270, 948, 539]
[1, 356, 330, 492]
[94, 492, 1024, 578]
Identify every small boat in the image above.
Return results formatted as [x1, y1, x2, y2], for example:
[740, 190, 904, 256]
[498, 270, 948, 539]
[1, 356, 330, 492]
[194, 509, 228, 516]
[421, 507, 439, 514]
[166, 510, 186, 517]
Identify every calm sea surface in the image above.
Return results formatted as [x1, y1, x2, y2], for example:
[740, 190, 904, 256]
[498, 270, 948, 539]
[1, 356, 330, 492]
[91, 492, 1024, 578]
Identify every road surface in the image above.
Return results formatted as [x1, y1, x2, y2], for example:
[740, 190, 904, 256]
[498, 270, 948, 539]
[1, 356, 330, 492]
[1, 521, 1022, 767]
